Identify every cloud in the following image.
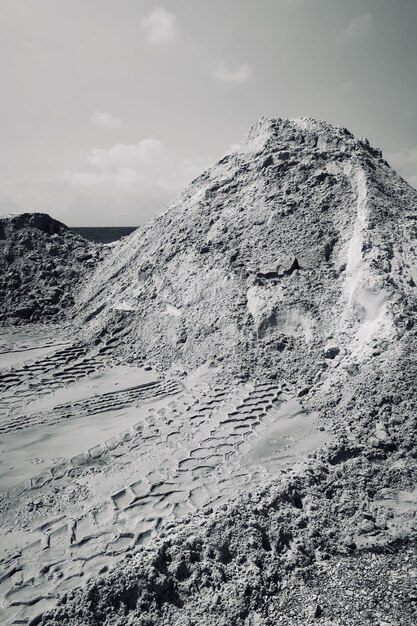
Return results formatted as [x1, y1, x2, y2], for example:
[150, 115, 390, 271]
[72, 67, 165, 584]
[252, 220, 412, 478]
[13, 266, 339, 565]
[61, 169, 141, 189]
[91, 111, 122, 130]
[87, 139, 164, 171]
[386, 146, 417, 189]
[340, 14, 373, 42]
[0, 194, 25, 217]
[61, 139, 165, 192]
[409, 175, 417, 189]
[57, 139, 216, 224]
[1, 138, 235, 226]
[223, 143, 241, 155]
[24, 41, 48, 65]
[387, 146, 417, 170]
[141, 7, 178, 45]
[60, 138, 213, 199]
[212, 61, 253, 84]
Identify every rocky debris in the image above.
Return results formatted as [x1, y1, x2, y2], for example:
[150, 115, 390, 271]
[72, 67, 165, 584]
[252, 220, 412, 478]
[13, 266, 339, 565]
[37, 445, 417, 626]
[0, 213, 106, 324]
[323, 346, 340, 360]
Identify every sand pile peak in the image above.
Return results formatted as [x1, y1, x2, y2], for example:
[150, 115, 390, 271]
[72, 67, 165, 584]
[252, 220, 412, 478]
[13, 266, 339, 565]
[238, 116, 380, 157]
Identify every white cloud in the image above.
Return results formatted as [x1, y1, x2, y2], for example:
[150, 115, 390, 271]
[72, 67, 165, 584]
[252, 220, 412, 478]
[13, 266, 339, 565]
[24, 41, 48, 65]
[409, 175, 417, 189]
[59, 139, 211, 199]
[61, 139, 165, 192]
[61, 169, 141, 189]
[57, 140, 214, 224]
[340, 14, 373, 42]
[223, 143, 241, 155]
[386, 146, 417, 189]
[87, 139, 164, 171]
[2, 138, 238, 225]
[91, 111, 122, 130]
[212, 61, 253, 84]
[141, 7, 178, 45]
[0, 194, 25, 216]
[387, 146, 417, 170]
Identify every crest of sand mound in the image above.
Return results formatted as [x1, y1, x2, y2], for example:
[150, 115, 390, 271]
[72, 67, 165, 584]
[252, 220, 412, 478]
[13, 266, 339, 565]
[76, 117, 417, 385]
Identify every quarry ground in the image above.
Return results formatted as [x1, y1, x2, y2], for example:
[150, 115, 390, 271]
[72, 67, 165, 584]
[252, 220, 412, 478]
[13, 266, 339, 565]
[0, 322, 416, 626]
[0, 323, 327, 625]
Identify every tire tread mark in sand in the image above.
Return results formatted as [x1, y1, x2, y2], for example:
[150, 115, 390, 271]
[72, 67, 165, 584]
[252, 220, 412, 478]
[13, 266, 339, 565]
[0, 382, 285, 625]
[0, 379, 181, 435]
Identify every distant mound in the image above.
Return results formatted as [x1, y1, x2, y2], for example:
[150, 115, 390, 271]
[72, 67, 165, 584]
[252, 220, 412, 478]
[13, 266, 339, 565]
[0, 212, 105, 324]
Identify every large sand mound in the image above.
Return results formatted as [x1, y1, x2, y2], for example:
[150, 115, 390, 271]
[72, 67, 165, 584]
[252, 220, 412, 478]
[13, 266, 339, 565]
[75, 117, 417, 388]
[1, 119, 416, 626]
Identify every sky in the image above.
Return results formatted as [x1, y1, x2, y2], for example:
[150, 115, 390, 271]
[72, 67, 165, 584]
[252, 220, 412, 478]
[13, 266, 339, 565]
[1, 0, 417, 226]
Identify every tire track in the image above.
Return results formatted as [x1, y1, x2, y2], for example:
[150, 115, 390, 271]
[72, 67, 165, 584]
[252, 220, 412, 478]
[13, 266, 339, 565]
[0, 381, 290, 625]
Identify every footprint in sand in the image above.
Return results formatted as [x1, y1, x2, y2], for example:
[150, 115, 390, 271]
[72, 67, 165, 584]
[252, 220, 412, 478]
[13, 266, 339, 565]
[26, 457, 45, 465]
[52, 457, 66, 464]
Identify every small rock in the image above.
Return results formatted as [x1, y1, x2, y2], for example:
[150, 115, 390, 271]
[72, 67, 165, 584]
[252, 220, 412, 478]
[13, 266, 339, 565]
[323, 346, 340, 359]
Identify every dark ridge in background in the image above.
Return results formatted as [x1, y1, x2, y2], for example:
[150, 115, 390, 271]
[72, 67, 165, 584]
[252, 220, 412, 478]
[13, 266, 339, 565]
[71, 227, 137, 244]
